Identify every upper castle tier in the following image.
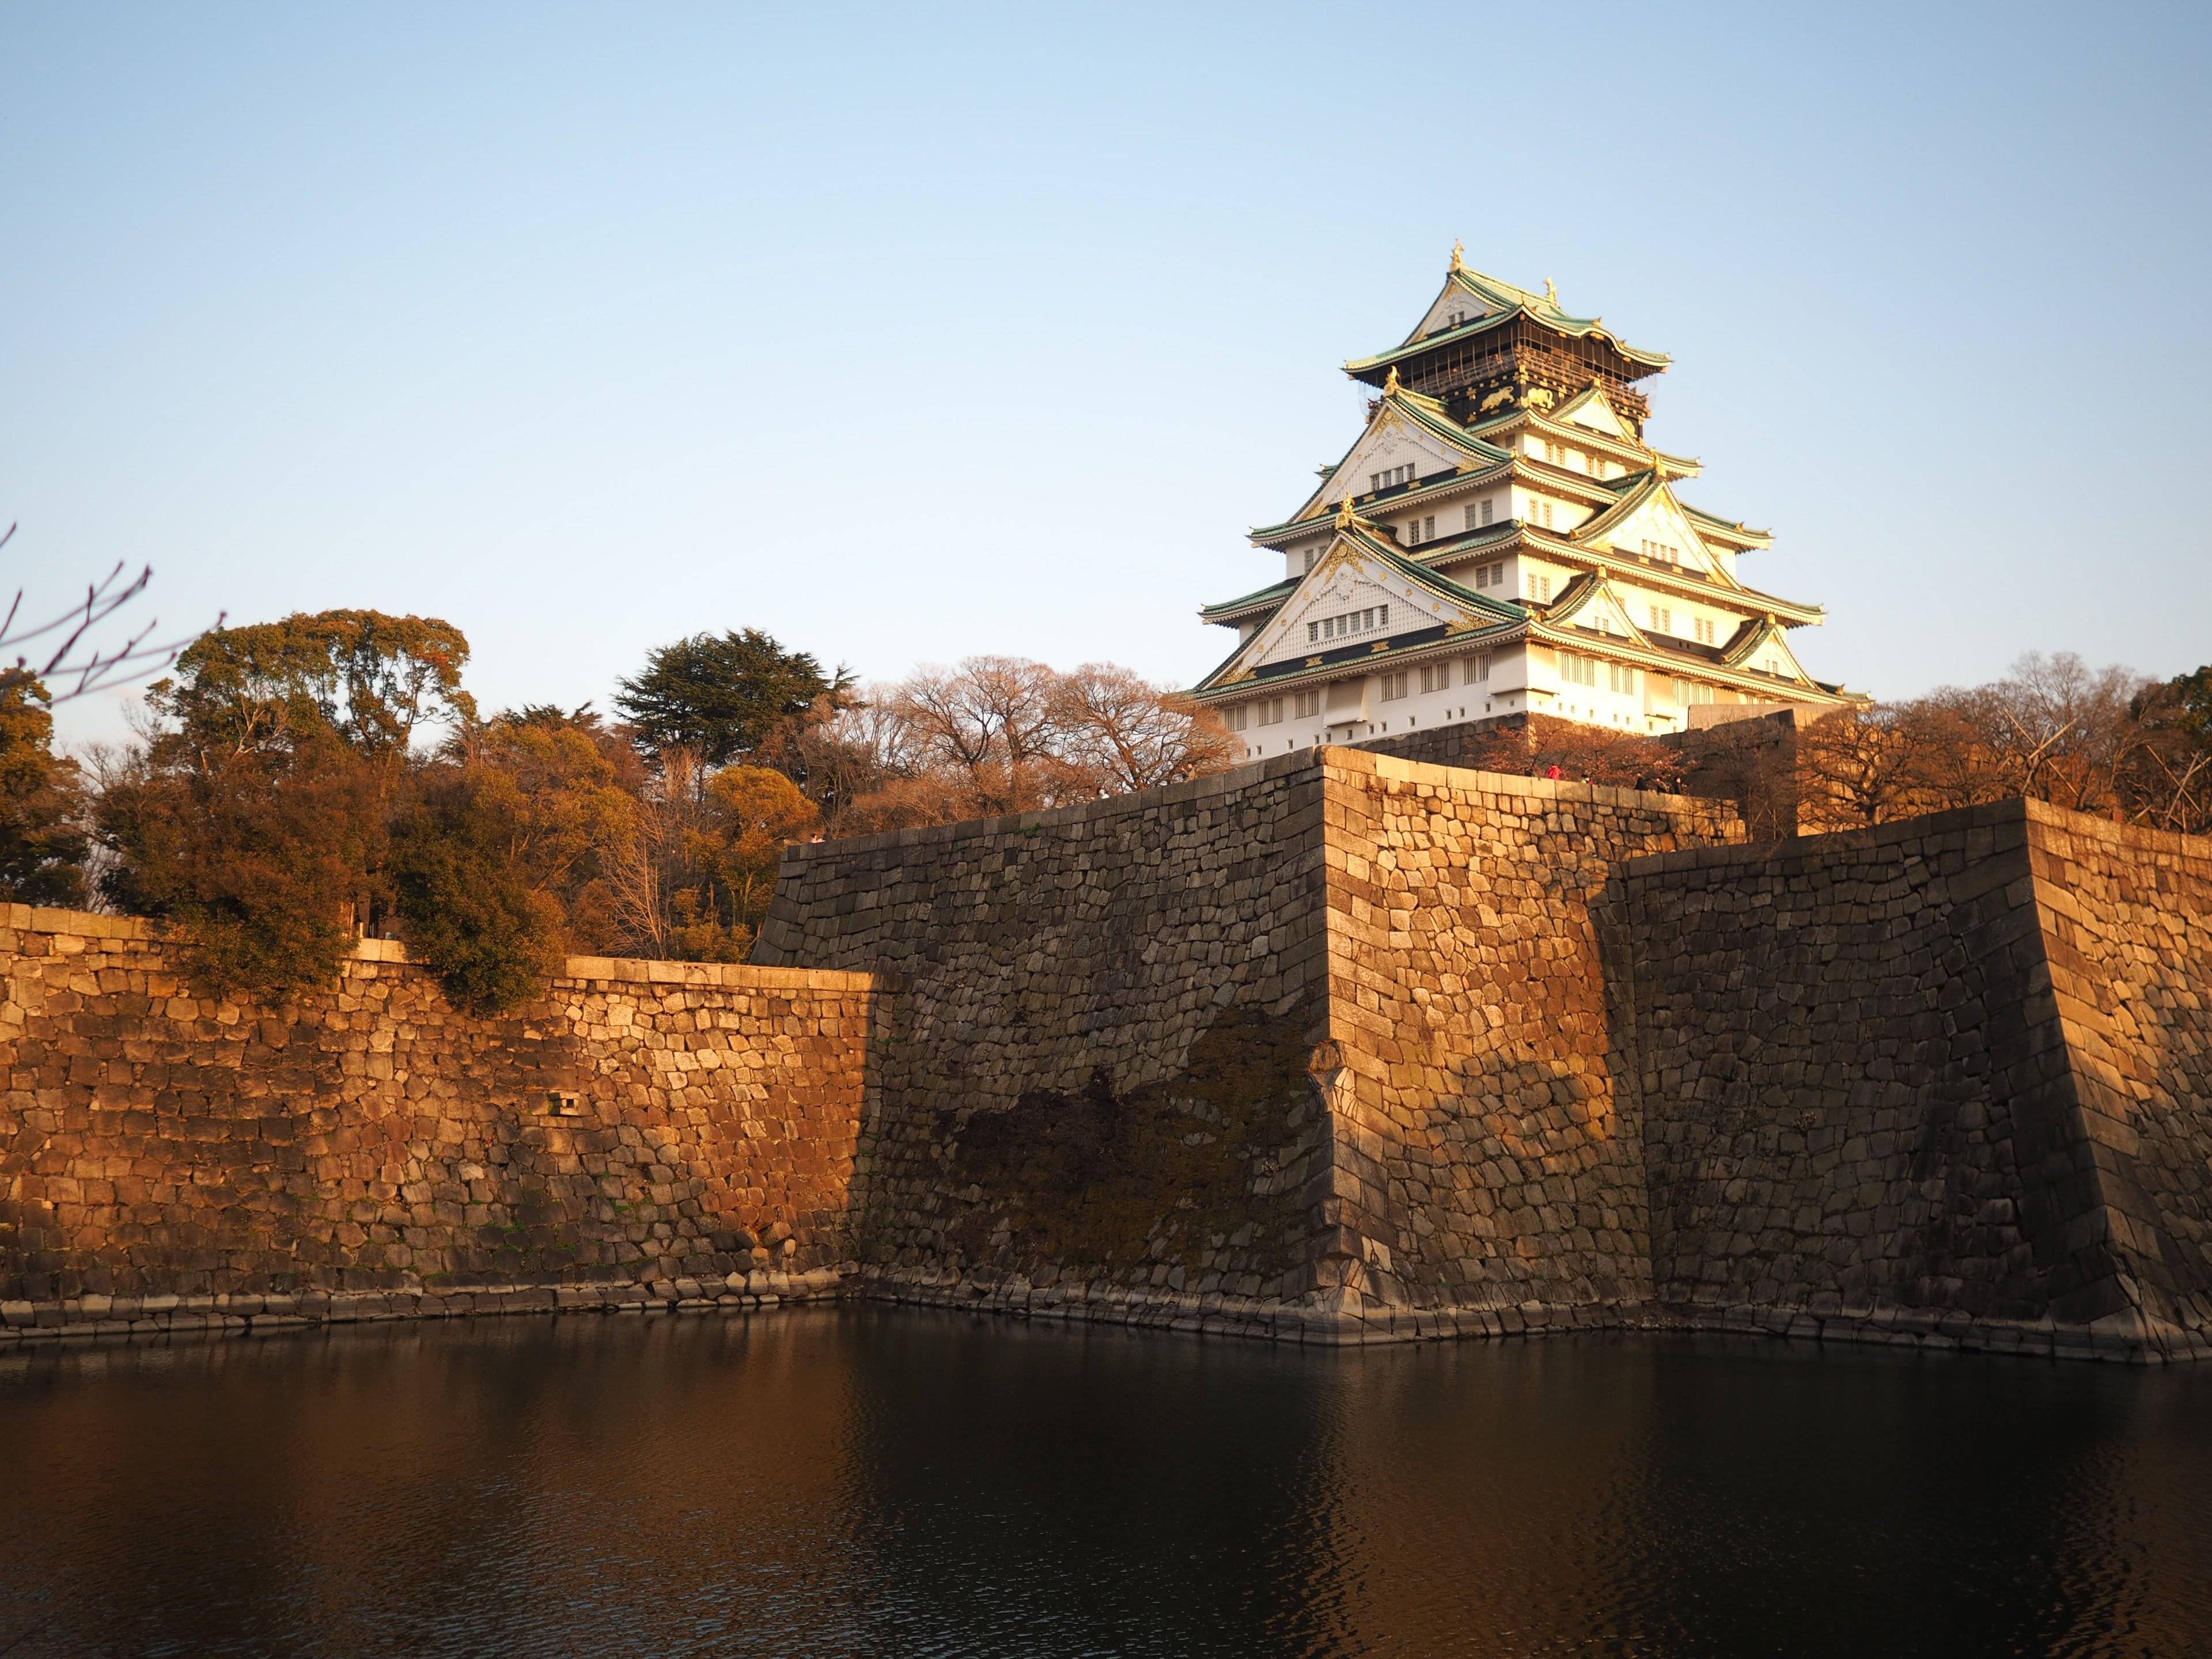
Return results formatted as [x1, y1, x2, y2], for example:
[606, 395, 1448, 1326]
[1191, 250, 1854, 753]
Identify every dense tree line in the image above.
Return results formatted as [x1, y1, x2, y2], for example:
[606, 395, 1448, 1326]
[0, 609, 1235, 1011]
[1793, 653, 2212, 834]
[1446, 652, 2212, 838]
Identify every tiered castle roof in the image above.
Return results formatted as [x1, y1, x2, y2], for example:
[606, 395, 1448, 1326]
[1192, 251, 1854, 732]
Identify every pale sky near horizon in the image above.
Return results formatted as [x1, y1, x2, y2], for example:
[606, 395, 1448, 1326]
[7, 2, 2209, 750]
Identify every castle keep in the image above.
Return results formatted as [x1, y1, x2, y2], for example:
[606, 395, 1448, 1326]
[1192, 252, 1855, 751]
[7, 750, 2210, 1362]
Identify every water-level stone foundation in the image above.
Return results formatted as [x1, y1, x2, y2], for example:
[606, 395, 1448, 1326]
[8, 750, 2210, 1361]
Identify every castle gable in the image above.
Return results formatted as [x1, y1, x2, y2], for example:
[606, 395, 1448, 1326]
[1547, 574, 1649, 645]
[1552, 383, 1634, 439]
[1291, 401, 1468, 522]
[1408, 272, 1505, 342]
[1577, 477, 1722, 579]
[1722, 615, 1815, 684]
[1241, 536, 1470, 671]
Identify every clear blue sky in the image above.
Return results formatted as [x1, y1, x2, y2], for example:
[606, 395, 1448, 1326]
[7, 2, 2208, 748]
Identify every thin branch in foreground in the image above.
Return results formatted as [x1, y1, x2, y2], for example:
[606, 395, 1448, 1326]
[0, 522, 225, 702]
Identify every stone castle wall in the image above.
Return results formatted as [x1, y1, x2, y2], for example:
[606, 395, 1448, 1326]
[1, 906, 872, 1332]
[1312, 749, 1740, 1334]
[755, 749, 1744, 1339]
[753, 755, 1342, 1334]
[9, 752, 2209, 1362]
[2021, 805, 2212, 1339]
[1610, 799, 2212, 1360]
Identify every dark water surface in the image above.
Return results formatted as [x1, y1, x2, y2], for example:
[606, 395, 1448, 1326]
[2, 1309, 2209, 1658]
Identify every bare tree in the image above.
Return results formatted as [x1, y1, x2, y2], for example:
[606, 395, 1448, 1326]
[1796, 704, 1923, 830]
[1988, 651, 2151, 813]
[825, 657, 1244, 832]
[1052, 662, 1240, 793]
[1, 523, 217, 702]
[888, 656, 1074, 816]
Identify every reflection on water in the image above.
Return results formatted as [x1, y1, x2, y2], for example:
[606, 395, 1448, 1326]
[2, 1309, 2207, 1658]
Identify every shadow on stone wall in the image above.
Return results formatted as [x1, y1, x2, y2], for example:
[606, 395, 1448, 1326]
[882, 998, 1325, 1302]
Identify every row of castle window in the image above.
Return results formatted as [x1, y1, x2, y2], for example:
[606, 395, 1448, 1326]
[1472, 561, 1507, 589]
[1309, 605, 1388, 643]
[1639, 538, 1679, 564]
[1537, 440, 1624, 480]
[1404, 514, 1437, 545]
[1464, 499, 1496, 529]
[1559, 652, 1640, 695]
[1224, 653, 1492, 728]
[1369, 463, 1416, 491]
[1528, 499, 1556, 528]
[1379, 653, 1497, 702]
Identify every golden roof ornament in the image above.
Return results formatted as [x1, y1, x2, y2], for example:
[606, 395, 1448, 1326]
[1543, 277, 1559, 305]
[1335, 495, 1358, 529]
[1449, 240, 1466, 272]
[1382, 366, 1401, 396]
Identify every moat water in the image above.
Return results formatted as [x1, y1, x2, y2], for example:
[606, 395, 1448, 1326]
[3, 1309, 2209, 1658]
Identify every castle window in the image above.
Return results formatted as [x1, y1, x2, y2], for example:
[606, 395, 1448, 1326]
[1527, 574, 1552, 603]
[1464, 652, 1491, 685]
[1608, 663, 1638, 694]
[1380, 673, 1408, 702]
[1259, 698, 1285, 726]
[1695, 617, 1718, 645]
[1419, 663, 1447, 694]
[1650, 605, 1672, 634]
[1315, 604, 1390, 642]
[1225, 704, 1249, 732]
[1559, 652, 1597, 687]
[1480, 499, 1494, 527]
[1293, 690, 1321, 719]
[1304, 548, 1318, 573]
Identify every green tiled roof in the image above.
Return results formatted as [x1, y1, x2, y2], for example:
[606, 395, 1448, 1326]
[1346, 266, 1671, 377]
[1680, 501, 1772, 544]
[1198, 575, 1298, 623]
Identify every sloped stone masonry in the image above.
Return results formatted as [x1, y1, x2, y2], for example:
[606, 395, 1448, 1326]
[1610, 799, 2212, 1361]
[1312, 749, 1740, 1330]
[1, 908, 870, 1343]
[755, 754, 1342, 1336]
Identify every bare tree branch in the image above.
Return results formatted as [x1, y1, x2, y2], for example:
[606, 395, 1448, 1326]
[0, 522, 223, 702]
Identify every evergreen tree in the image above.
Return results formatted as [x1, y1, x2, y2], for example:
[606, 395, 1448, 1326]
[614, 629, 849, 768]
[0, 672, 88, 906]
